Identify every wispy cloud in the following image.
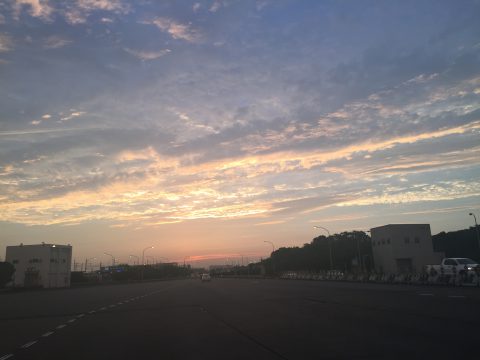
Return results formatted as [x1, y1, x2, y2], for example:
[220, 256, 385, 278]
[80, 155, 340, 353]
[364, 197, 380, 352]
[43, 35, 72, 49]
[124, 48, 171, 61]
[0, 33, 13, 52]
[13, 0, 54, 21]
[143, 17, 201, 42]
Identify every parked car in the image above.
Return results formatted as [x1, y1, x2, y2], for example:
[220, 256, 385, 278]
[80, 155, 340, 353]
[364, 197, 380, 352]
[201, 273, 211, 282]
[425, 258, 479, 276]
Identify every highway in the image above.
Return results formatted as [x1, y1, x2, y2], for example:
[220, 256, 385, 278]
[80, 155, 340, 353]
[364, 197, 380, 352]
[1, 278, 479, 359]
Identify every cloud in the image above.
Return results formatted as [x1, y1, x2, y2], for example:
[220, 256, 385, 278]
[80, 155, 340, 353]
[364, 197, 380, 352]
[42, 114, 51, 119]
[124, 48, 171, 61]
[13, 0, 53, 20]
[75, 0, 129, 13]
[43, 35, 72, 49]
[143, 17, 201, 42]
[60, 111, 85, 122]
[0, 33, 13, 52]
[209, 1, 223, 13]
[192, 3, 201, 12]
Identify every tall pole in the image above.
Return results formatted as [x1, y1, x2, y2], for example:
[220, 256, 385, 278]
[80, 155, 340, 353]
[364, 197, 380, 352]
[129, 255, 139, 265]
[263, 241, 276, 275]
[314, 225, 334, 270]
[470, 213, 480, 249]
[85, 257, 96, 272]
[104, 252, 115, 267]
[141, 246, 154, 281]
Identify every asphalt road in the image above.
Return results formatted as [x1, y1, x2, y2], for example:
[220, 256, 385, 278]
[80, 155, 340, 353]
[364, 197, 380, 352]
[1, 278, 480, 359]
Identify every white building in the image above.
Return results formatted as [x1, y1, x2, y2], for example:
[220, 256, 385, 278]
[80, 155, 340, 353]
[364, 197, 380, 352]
[370, 224, 443, 274]
[5, 243, 72, 288]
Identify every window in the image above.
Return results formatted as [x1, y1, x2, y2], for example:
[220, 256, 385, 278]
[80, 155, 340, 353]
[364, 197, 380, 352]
[404, 237, 410, 244]
[381, 239, 385, 245]
[29, 258, 42, 263]
[444, 259, 456, 266]
[414, 237, 420, 244]
[12, 259, 19, 264]
[387, 238, 391, 244]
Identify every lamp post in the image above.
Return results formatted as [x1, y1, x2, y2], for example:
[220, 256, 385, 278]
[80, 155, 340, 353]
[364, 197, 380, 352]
[141, 246, 154, 281]
[103, 252, 115, 267]
[129, 255, 139, 265]
[314, 225, 334, 270]
[263, 241, 276, 275]
[84, 257, 96, 272]
[470, 212, 480, 248]
[183, 256, 189, 267]
[146, 255, 155, 265]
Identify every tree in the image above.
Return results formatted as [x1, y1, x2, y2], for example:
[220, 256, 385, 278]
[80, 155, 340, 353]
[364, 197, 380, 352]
[0, 262, 15, 288]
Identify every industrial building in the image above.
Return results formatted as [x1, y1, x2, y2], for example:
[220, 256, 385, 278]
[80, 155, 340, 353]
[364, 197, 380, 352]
[370, 224, 443, 274]
[5, 243, 72, 288]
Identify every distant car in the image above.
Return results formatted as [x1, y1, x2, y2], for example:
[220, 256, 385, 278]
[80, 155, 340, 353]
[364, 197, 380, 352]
[201, 273, 211, 282]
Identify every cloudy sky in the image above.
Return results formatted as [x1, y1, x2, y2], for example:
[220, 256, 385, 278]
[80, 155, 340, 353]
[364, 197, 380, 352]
[1, 0, 479, 266]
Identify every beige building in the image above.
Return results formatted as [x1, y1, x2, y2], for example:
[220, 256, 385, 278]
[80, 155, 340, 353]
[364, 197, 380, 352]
[5, 243, 72, 288]
[370, 224, 443, 274]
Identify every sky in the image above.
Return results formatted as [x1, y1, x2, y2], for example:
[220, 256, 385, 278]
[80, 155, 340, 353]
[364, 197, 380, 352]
[1, 0, 480, 267]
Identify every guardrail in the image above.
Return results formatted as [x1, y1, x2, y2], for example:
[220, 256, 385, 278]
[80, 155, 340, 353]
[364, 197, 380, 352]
[279, 270, 480, 287]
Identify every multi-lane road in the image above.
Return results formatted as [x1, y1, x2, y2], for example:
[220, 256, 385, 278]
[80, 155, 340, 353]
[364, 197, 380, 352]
[1, 278, 479, 359]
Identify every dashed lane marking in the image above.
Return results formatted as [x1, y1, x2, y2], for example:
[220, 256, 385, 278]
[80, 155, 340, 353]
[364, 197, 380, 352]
[68, 319, 76, 323]
[418, 293, 434, 296]
[21, 341, 38, 349]
[56, 324, 66, 329]
[448, 295, 466, 298]
[77, 313, 85, 318]
[0, 354, 14, 360]
[100, 307, 106, 311]
[42, 331, 54, 337]
[89, 310, 96, 314]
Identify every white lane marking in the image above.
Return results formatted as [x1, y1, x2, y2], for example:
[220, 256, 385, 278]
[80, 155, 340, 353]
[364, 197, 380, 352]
[418, 293, 434, 296]
[21, 341, 38, 349]
[56, 324, 66, 329]
[448, 295, 466, 298]
[117, 302, 123, 305]
[109, 305, 115, 308]
[89, 310, 96, 314]
[42, 331, 54, 337]
[0, 354, 14, 360]
[68, 319, 76, 323]
[77, 313, 85, 318]
[100, 307, 106, 310]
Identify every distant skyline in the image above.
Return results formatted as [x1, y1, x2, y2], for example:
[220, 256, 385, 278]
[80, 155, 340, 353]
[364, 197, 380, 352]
[1, 0, 479, 265]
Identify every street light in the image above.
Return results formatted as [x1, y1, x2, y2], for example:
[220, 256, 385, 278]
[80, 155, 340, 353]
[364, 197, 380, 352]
[103, 252, 115, 267]
[129, 255, 139, 265]
[263, 241, 276, 275]
[263, 240, 275, 253]
[314, 225, 334, 270]
[84, 257, 96, 272]
[469, 212, 480, 248]
[141, 246, 154, 281]
[183, 256, 189, 267]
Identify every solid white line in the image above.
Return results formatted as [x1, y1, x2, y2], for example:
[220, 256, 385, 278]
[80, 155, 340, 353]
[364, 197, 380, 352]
[42, 331, 54, 337]
[56, 324, 66, 329]
[0, 354, 14, 360]
[21, 341, 38, 349]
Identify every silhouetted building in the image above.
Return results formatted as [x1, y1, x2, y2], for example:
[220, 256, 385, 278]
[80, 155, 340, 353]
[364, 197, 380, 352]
[5, 243, 72, 288]
[370, 224, 443, 273]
